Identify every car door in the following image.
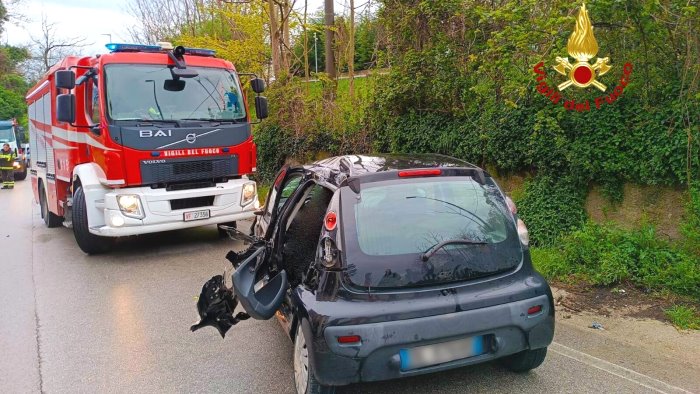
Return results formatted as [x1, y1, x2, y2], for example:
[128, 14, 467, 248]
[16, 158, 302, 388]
[234, 166, 308, 320]
[255, 165, 307, 238]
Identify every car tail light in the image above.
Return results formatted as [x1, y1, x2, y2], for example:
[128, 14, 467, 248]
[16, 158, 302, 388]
[398, 169, 441, 177]
[324, 211, 337, 231]
[517, 219, 529, 248]
[527, 305, 542, 315]
[337, 335, 361, 344]
[506, 196, 517, 215]
[322, 237, 339, 268]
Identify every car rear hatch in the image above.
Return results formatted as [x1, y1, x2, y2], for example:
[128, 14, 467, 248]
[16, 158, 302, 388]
[338, 172, 523, 290]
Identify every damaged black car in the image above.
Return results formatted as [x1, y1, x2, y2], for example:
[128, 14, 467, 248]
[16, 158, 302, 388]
[192, 154, 555, 394]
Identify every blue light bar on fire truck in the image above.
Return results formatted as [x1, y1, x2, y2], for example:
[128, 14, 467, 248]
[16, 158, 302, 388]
[105, 43, 162, 52]
[105, 43, 216, 57]
[182, 47, 216, 57]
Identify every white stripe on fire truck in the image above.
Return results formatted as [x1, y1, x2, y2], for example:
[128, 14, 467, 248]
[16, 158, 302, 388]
[52, 140, 78, 150]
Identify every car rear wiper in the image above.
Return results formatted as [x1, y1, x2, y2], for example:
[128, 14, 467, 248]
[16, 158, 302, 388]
[420, 239, 487, 262]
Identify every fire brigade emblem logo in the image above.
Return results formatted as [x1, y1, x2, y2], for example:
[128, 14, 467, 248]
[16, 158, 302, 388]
[553, 3, 611, 91]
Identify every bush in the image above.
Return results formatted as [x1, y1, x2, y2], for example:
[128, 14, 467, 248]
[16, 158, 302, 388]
[531, 222, 700, 300]
[516, 175, 587, 247]
[665, 305, 700, 330]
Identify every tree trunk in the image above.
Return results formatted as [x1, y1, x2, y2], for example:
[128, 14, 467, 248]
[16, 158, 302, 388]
[282, 0, 291, 72]
[324, 0, 335, 79]
[303, 0, 309, 88]
[349, 0, 355, 97]
[268, 0, 281, 79]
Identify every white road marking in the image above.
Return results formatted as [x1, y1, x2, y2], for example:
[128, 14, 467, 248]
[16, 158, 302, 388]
[551, 342, 695, 394]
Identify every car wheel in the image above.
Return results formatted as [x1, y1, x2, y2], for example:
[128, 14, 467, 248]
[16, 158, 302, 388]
[294, 324, 335, 394]
[500, 347, 548, 373]
[73, 186, 112, 255]
[39, 182, 62, 228]
[15, 167, 27, 181]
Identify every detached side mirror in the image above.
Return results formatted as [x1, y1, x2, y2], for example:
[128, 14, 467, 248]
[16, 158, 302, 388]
[55, 70, 75, 89]
[254, 96, 268, 120]
[251, 78, 266, 94]
[56, 94, 76, 123]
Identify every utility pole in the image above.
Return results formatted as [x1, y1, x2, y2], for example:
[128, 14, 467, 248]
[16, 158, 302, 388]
[324, 0, 335, 79]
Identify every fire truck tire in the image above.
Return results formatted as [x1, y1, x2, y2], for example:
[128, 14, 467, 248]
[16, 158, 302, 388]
[73, 186, 112, 255]
[39, 182, 63, 228]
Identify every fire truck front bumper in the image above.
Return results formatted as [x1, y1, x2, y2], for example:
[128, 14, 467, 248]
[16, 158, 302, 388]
[91, 179, 258, 237]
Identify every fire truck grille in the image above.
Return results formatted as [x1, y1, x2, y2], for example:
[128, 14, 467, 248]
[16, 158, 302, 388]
[140, 155, 238, 184]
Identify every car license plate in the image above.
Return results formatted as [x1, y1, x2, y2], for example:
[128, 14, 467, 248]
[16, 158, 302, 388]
[399, 335, 487, 371]
[184, 209, 210, 222]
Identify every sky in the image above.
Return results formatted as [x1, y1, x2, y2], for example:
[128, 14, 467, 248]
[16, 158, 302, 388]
[1, 0, 349, 57]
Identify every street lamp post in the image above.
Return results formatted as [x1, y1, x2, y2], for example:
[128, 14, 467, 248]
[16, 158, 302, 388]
[101, 33, 112, 43]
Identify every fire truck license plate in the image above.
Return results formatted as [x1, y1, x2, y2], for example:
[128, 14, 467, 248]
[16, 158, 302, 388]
[184, 209, 210, 222]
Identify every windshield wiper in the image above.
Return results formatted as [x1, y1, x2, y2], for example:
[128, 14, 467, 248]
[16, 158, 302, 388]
[420, 239, 487, 262]
[133, 119, 185, 127]
[180, 117, 246, 123]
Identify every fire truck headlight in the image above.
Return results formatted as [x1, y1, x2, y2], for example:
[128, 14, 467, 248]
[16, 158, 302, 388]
[240, 182, 256, 207]
[117, 195, 144, 219]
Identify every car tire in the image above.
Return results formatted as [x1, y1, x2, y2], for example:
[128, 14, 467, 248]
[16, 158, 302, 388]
[39, 182, 62, 228]
[294, 324, 335, 394]
[15, 166, 27, 181]
[73, 186, 112, 255]
[500, 347, 548, 373]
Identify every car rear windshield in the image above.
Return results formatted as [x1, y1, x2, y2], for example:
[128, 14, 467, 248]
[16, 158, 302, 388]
[340, 176, 522, 289]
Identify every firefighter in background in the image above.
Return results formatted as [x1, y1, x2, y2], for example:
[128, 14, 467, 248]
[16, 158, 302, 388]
[0, 143, 16, 189]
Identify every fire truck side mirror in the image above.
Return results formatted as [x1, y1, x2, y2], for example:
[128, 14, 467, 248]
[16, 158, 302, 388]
[55, 70, 76, 90]
[254, 96, 268, 120]
[251, 78, 265, 94]
[56, 94, 76, 124]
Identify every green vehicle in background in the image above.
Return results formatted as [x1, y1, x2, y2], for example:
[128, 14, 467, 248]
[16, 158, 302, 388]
[0, 119, 28, 181]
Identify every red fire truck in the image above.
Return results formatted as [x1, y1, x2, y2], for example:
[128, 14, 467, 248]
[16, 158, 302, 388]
[26, 43, 268, 254]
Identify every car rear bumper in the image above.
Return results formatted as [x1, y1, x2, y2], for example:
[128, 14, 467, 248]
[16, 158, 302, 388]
[311, 294, 554, 386]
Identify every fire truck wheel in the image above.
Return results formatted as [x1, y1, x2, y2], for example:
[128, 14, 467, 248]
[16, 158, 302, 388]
[39, 182, 63, 228]
[73, 186, 112, 255]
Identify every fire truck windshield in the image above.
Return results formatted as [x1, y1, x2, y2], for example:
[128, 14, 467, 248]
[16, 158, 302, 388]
[105, 64, 247, 122]
[0, 125, 16, 143]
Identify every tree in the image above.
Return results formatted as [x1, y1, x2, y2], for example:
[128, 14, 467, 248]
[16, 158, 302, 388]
[29, 15, 89, 75]
[0, 1, 8, 35]
[127, 0, 203, 44]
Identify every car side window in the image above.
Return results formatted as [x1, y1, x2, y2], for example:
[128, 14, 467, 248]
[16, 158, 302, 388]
[264, 173, 303, 219]
[278, 176, 302, 209]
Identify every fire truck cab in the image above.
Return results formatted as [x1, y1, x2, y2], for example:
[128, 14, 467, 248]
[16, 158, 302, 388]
[26, 43, 268, 254]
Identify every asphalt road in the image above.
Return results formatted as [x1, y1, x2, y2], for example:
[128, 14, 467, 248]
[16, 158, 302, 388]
[1, 180, 698, 393]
